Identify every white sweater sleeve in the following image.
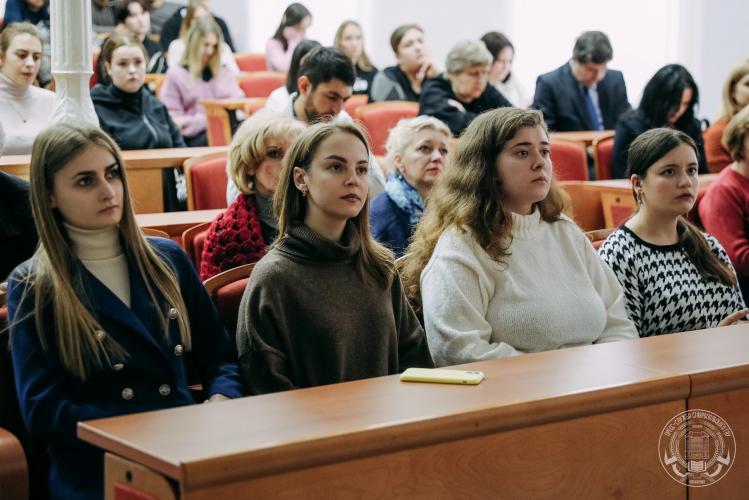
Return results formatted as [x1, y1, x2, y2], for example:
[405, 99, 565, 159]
[580, 232, 639, 343]
[421, 230, 521, 367]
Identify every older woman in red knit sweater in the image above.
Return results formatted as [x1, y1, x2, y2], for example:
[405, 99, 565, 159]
[200, 117, 305, 280]
[700, 105, 749, 302]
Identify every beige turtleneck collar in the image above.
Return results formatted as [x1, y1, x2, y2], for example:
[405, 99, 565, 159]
[64, 223, 131, 307]
[510, 207, 542, 240]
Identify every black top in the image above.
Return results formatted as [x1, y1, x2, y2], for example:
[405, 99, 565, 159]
[419, 74, 513, 136]
[353, 64, 378, 96]
[532, 62, 631, 132]
[91, 83, 186, 150]
[0, 172, 38, 281]
[612, 110, 708, 179]
[159, 7, 235, 52]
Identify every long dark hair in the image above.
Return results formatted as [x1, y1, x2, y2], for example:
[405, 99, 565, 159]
[284, 39, 320, 93]
[272, 3, 311, 51]
[637, 64, 699, 129]
[628, 128, 736, 287]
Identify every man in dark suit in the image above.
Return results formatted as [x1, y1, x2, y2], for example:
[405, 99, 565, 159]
[532, 31, 630, 132]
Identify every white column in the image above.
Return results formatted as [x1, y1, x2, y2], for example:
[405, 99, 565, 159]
[49, 0, 99, 126]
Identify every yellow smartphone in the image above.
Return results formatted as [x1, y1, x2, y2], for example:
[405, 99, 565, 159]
[400, 368, 485, 385]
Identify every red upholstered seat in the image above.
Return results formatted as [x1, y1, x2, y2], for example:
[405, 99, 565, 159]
[593, 135, 615, 180]
[344, 95, 368, 118]
[203, 264, 255, 335]
[234, 52, 268, 72]
[550, 140, 588, 181]
[183, 153, 229, 211]
[238, 72, 286, 98]
[356, 102, 419, 156]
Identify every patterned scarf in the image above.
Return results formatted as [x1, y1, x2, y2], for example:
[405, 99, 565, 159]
[385, 171, 424, 226]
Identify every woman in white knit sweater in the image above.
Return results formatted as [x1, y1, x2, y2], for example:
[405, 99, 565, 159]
[400, 108, 637, 367]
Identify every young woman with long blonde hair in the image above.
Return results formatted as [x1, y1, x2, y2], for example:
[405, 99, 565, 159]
[400, 108, 637, 367]
[6, 122, 243, 500]
[236, 121, 432, 394]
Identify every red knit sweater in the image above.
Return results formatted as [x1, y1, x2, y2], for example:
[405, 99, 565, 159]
[699, 167, 749, 294]
[200, 194, 267, 281]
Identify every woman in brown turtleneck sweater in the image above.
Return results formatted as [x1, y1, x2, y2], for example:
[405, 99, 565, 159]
[236, 121, 433, 395]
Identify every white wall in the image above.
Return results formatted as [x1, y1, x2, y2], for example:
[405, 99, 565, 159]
[209, 0, 748, 120]
[2, 0, 746, 119]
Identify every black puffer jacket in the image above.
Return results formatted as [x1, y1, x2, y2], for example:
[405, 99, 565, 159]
[91, 83, 185, 150]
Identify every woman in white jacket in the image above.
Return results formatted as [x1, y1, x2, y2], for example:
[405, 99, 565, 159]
[399, 108, 637, 366]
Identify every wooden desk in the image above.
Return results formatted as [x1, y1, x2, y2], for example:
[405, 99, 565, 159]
[79, 326, 749, 499]
[550, 130, 614, 147]
[561, 174, 718, 231]
[136, 209, 222, 242]
[0, 147, 227, 213]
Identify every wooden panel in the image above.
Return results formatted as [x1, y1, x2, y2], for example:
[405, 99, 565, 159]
[79, 346, 688, 488]
[687, 388, 749, 499]
[182, 401, 685, 500]
[105, 453, 177, 500]
[128, 169, 164, 214]
[135, 210, 222, 239]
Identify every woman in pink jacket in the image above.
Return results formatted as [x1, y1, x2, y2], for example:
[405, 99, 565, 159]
[265, 3, 311, 73]
[160, 17, 244, 146]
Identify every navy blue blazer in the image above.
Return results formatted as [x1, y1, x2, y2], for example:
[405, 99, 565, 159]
[370, 192, 414, 258]
[532, 62, 631, 132]
[7, 237, 243, 500]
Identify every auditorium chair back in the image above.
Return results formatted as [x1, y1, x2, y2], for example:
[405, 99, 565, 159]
[355, 102, 419, 156]
[234, 52, 268, 72]
[238, 72, 286, 98]
[203, 263, 255, 335]
[183, 153, 229, 211]
[182, 222, 213, 271]
[550, 140, 588, 181]
[593, 135, 615, 180]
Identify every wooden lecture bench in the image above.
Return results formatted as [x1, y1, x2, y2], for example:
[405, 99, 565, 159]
[78, 324, 749, 499]
[0, 147, 227, 214]
[136, 209, 222, 242]
[550, 130, 614, 147]
[561, 174, 718, 232]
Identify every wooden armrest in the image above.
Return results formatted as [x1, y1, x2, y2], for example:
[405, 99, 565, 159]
[0, 427, 28, 500]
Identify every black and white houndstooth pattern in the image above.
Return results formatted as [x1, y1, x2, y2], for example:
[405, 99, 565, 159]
[599, 226, 746, 337]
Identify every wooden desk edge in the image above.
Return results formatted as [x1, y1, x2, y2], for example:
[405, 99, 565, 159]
[79, 374, 688, 489]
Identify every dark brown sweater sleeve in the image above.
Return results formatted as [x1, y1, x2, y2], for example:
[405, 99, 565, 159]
[391, 273, 435, 370]
[236, 269, 298, 395]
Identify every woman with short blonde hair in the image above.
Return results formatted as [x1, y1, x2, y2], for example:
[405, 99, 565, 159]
[370, 115, 451, 256]
[236, 120, 433, 394]
[401, 108, 636, 366]
[200, 117, 305, 280]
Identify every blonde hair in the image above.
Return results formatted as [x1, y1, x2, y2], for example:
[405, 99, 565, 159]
[333, 20, 375, 72]
[13, 123, 191, 381]
[273, 121, 394, 288]
[180, 17, 223, 79]
[228, 117, 306, 195]
[719, 59, 749, 120]
[178, 0, 209, 40]
[722, 104, 749, 163]
[385, 115, 451, 167]
[399, 108, 568, 311]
